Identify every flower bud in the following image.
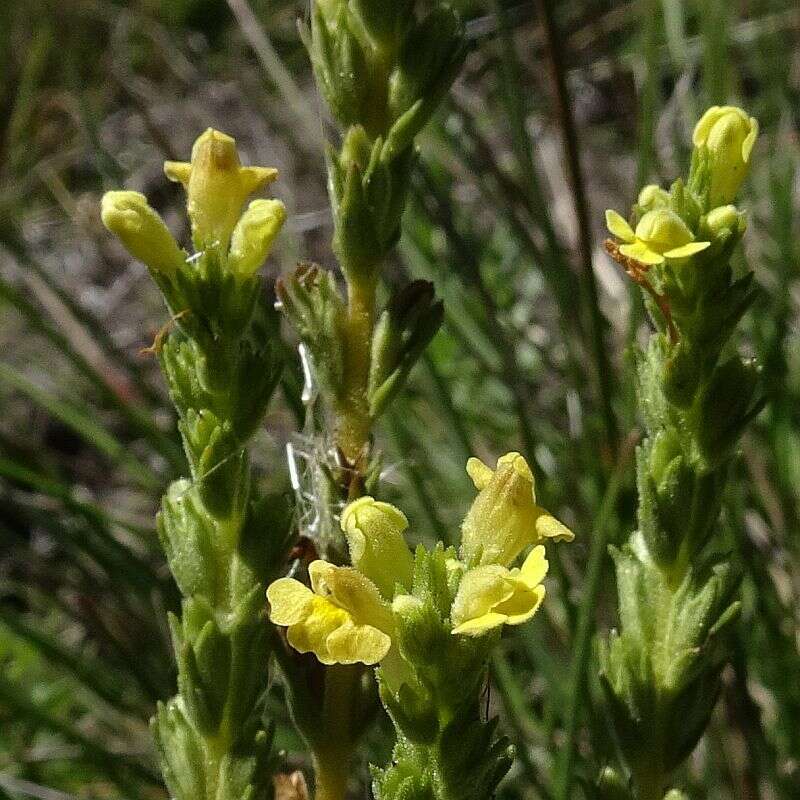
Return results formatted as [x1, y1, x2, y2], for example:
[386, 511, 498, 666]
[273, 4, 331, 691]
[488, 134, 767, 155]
[637, 184, 670, 211]
[228, 199, 286, 278]
[693, 106, 758, 207]
[165, 128, 278, 252]
[101, 191, 184, 275]
[341, 497, 414, 598]
[704, 204, 746, 238]
[459, 452, 573, 568]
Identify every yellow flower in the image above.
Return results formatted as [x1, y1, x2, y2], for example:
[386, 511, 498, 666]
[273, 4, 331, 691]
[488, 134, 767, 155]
[605, 208, 710, 266]
[228, 199, 287, 278]
[451, 545, 548, 636]
[165, 128, 278, 252]
[693, 106, 758, 207]
[460, 452, 573, 568]
[340, 496, 414, 598]
[100, 191, 185, 275]
[267, 560, 393, 665]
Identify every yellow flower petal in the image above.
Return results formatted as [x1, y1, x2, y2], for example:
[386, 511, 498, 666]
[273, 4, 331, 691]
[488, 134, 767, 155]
[101, 191, 185, 275]
[267, 578, 315, 626]
[605, 209, 635, 242]
[451, 612, 507, 636]
[741, 118, 759, 162]
[692, 106, 758, 206]
[165, 128, 279, 252]
[518, 545, 549, 587]
[286, 596, 349, 664]
[269, 560, 395, 666]
[461, 452, 572, 567]
[326, 620, 392, 664]
[451, 566, 515, 626]
[692, 105, 725, 147]
[228, 198, 286, 278]
[451, 546, 549, 637]
[495, 585, 545, 626]
[663, 241, 711, 259]
[534, 511, 574, 543]
[465, 457, 495, 491]
[619, 241, 664, 265]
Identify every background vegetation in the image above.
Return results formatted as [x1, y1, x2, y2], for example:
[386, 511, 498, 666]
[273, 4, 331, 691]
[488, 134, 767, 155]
[0, 0, 798, 798]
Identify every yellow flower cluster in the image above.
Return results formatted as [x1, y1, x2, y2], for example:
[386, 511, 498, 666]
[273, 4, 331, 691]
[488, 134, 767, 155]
[604, 105, 757, 269]
[101, 128, 285, 279]
[267, 453, 574, 664]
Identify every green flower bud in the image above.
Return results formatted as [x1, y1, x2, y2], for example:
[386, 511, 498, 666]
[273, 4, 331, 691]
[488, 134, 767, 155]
[101, 191, 185, 275]
[340, 496, 414, 598]
[637, 184, 670, 211]
[704, 204, 746, 238]
[693, 106, 758, 207]
[228, 199, 286, 278]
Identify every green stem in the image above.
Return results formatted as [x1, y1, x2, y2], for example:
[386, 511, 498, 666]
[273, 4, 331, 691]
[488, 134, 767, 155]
[338, 276, 377, 476]
[314, 664, 360, 800]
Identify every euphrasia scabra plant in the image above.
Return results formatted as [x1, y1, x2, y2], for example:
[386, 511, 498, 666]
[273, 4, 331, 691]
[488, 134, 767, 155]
[597, 106, 761, 800]
[268, 452, 573, 799]
[102, 130, 291, 800]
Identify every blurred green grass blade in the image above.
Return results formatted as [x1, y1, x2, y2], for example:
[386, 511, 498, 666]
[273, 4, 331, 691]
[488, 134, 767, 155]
[0, 454, 152, 541]
[420, 354, 473, 465]
[700, 0, 730, 104]
[661, 0, 688, 68]
[411, 165, 556, 473]
[0, 610, 149, 717]
[386, 407, 451, 546]
[486, 0, 566, 267]
[0, 363, 161, 491]
[3, 18, 51, 175]
[0, 458, 161, 593]
[492, 651, 553, 800]
[0, 675, 161, 796]
[0, 277, 183, 470]
[432, 113, 583, 325]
